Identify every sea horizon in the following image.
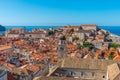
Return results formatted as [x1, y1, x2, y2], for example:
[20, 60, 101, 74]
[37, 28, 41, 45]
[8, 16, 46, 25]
[0, 26, 120, 36]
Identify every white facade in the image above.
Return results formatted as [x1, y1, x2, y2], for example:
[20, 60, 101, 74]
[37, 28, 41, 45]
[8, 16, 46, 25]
[73, 33, 85, 40]
[53, 68, 107, 80]
[95, 43, 103, 49]
[74, 31, 91, 40]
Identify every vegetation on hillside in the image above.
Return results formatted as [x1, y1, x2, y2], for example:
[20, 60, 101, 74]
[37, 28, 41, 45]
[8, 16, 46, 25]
[110, 43, 120, 48]
[77, 42, 95, 50]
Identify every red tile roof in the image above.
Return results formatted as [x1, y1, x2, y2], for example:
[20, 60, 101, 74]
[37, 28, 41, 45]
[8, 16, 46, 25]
[0, 45, 12, 51]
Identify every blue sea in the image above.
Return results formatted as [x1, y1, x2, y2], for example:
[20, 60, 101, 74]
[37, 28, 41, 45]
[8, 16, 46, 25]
[0, 26, 120, 36]
[99, 26, 120, 36]
[0, 26, 59, 34]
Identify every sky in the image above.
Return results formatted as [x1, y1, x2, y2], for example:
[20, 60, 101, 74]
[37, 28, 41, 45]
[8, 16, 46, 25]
[0, 0, 120, 26]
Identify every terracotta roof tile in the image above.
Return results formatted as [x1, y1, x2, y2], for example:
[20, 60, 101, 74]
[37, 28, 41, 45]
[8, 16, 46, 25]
[0, 45, 12, 51]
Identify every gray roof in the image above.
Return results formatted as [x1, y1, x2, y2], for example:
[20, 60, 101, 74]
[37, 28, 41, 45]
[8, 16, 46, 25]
[107, 63, 120, 80]
[61, 57, 120, 71]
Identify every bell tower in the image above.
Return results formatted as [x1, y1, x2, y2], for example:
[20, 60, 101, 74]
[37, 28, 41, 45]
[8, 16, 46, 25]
[58, 35, 67, 58]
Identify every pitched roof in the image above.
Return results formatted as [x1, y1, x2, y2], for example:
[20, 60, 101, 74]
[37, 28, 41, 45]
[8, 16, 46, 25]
[70, 26, 80, 29]
[63, 26, 80, 29]
[113, 55, 120, 60]
[52, 51, 58, 56]
[0, 45, 12, 51]
[61, 57, 120, 71]
[14, 40, 27, 46]
[96, 50, 102, 55]
[11, 68, 29, 75]
[107, 63, 120, 80]
[25, 64, 40, 73]
[31, 53, 42, 59]
[67, 44, 77, 49]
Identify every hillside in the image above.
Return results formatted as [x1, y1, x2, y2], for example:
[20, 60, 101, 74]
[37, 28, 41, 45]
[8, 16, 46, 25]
[0, 25, 6, 31]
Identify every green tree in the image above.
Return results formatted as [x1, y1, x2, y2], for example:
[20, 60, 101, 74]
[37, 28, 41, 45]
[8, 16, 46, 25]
[88, 44, 95, 50]
[110, 43, 120, 48]
[48, 31, 54, 36]
[83, 42, 90, 47]
[108, 52, 114, 60]
[83, 42, 94, 50]
[77, 43, 83, 50]
[73, 36, 79, 41]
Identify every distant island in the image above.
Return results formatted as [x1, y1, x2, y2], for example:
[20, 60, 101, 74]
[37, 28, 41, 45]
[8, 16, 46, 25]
[0, 25, 6, 31]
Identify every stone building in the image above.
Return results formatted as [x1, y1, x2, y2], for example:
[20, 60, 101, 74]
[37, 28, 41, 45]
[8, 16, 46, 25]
[73, 30, 92, 40]
[25, 32, 46, 39]
[107, 63, 120, 80]
[5, 28, 26, 38]
[57, 36, 67, 58]
[47, 57, 120, 80]
[81, 24, 97, 31]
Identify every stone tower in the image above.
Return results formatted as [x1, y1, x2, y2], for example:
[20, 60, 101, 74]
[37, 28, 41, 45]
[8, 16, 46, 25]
[58, 35, 67, 58]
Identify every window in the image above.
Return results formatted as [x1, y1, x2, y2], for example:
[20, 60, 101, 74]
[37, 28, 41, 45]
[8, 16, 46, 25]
[81, 72, 84, 77]
[103, 76, 105, 78]
[92, 72, 95, 77]
[60, 47, 64, 50]
[29, 35, 32, 37]
[71, 71, 75, 76]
